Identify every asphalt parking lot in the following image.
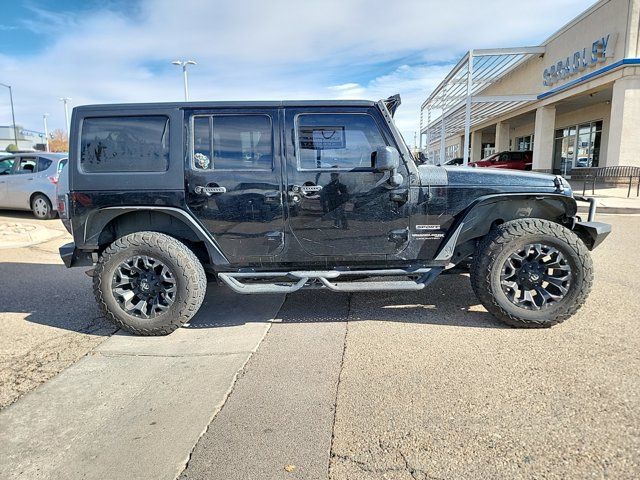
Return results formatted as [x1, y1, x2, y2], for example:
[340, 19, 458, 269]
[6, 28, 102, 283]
[1, 212, 638, 479]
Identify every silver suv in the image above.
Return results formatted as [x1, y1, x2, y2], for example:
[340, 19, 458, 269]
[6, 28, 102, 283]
[0, 152, 68, 219]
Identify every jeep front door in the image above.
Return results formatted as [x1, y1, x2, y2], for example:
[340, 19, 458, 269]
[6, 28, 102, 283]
[185, 109, 285, 263]
[284, 108, 410, 257]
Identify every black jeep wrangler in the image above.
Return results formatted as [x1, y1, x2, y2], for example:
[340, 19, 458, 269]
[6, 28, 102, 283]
[59, 95, 610, 335]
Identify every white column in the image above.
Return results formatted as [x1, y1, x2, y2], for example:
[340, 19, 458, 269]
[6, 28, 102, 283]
[606, 75, 640, 168]
[470, 130, 482, 162]
[495, 122, 511, 152]
[462, 51, 473, 166]
[439, 118, 446, 164]
[532, 106, 556, 172]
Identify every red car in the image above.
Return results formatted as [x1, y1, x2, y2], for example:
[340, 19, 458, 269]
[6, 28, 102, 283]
[469, 150, 532, 170]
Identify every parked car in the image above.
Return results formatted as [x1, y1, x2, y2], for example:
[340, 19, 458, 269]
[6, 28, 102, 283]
[469, 150, 533, 170]
[438, 157, 463, 166]
[576, 157, 589, 168]
[60, 96, 610, 335]
[56, 159, 71, 232]
[0, 152, 68, 219]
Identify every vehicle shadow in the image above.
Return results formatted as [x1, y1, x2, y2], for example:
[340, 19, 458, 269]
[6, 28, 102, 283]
[5, 261, 506, 333]
[0, 210, 52, 221]
[1, 262, 115, 335]
[187, 273, 506, 330]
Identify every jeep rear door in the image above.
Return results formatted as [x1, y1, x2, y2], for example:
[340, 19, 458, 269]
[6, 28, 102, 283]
[184, 108, 285, 262]
[283, 107, 411, 257]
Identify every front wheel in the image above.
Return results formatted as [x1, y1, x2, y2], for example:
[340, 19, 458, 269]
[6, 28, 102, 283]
[470, 219, 593, 328]
[94, 231, 207, 335]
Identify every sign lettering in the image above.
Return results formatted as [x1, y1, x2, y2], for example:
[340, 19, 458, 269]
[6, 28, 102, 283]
[543, 33, 617, 87]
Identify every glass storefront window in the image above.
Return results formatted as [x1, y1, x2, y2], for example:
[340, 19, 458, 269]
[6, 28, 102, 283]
[516, 135, 534, 151]
[553, 120, 602, 175]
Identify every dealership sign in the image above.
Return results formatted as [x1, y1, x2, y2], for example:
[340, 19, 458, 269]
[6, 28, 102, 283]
[543, 33, 617, 86]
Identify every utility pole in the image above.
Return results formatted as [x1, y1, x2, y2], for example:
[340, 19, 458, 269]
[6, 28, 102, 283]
[1, 82, 19, 148]
[43, 113, 50, 152]
[171, 60, 197, 101]
[59, 97, 71, 135]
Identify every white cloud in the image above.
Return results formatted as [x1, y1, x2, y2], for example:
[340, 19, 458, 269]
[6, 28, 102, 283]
[0, 0, 594, 143]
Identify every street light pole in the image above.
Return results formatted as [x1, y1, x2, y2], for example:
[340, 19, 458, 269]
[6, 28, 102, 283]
[0, 82, 19, 148]
[43, 113, 50, 152]
[171, 60, 197, 101]
[59, 97, 71, 135]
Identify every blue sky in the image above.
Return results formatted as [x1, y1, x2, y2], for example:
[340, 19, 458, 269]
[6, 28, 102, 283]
[0, 0, 595, 143]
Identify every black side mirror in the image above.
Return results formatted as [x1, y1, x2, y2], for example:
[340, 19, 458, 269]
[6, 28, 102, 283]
[373, 146, 400, 172]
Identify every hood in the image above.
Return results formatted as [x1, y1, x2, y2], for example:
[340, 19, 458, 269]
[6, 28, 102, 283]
[417, 165, 568, 192]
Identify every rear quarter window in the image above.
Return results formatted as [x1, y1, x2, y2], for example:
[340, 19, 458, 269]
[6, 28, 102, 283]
[80, 116, 170, 173]
[38, 157, 53, 172]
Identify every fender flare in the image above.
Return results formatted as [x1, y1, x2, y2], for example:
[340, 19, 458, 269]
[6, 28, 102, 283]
[83, 206, 229, 265]
[433, 193, 577, 263]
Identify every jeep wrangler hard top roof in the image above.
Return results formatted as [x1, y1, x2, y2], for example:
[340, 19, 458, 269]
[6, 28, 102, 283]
[75, 100, 378, 112]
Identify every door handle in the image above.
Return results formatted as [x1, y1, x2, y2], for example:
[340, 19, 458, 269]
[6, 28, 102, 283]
[195, 185, 226, 195]
[292, 184, 322, 194]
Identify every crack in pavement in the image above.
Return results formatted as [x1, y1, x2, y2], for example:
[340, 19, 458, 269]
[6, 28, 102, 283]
[327, 293, 351, 479]
[331, 452, 441, 480]
[176, 322, 273, 479]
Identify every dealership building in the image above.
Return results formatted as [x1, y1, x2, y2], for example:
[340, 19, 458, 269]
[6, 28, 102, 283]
[419, 0, 640, 173]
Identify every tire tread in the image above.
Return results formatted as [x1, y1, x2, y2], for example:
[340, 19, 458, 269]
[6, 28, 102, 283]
[93, 231, 206, 336]
[470, 218, 593, 328]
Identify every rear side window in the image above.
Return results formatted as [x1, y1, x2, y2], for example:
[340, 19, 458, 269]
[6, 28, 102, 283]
[80, 116, 170, 173]
[15, 157, 37, 174]
[192, 114, 273, 171]
[38, 157, 53, 172]
[57, 158, 68, 174]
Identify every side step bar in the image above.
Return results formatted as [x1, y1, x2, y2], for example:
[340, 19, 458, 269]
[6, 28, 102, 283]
[217, 268, 443, 294]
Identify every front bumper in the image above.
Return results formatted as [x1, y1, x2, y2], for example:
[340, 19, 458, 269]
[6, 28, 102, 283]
[572, 195, 611, 250]
[573, 221, 611, 250]
[59, 242, 95, 268]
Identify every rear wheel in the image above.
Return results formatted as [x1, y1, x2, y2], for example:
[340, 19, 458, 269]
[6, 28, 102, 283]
[94, 231, 207, 335]
[31, 194, 54, 219]
[470, 219, 593, 328]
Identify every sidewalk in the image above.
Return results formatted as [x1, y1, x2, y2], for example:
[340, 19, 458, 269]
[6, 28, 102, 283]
[575, 185, 640, 215]
[0, 219, 65, 249]
[0, 285, 284, 480]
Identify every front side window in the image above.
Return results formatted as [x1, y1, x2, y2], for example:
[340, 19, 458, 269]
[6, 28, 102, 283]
[0, 157, 15, 175]
[192, 114, 272, 171]
[296, 114, 388, 170]
[80, 116, 170, 173]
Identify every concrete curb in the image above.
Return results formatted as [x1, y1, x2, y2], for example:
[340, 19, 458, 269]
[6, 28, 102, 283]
[577, 206, 640, 215]
[0, 221, 65, 249]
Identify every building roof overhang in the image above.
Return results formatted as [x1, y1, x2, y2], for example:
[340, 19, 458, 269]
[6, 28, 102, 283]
[420, 47, 545, 143]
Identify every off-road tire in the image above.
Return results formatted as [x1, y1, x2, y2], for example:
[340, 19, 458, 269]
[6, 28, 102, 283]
[470, 219, 593, 328]
[31, 194, 54, 219]
[93, 231, 207, 335]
